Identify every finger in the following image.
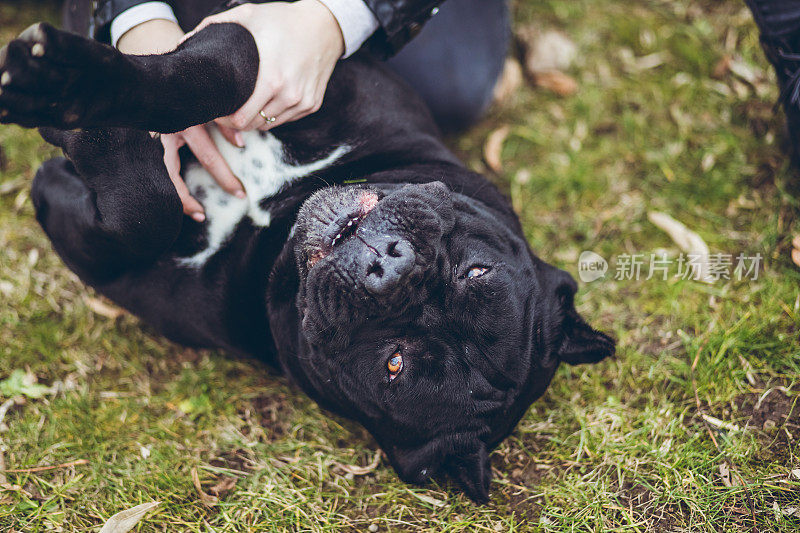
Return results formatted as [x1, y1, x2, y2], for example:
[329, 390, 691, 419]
[181, 4, 249, 43]
[250, 94, 295, 131]
[161, 134, 205, 220]
[180, 15, 226, 44]
[213, 115, 239, 131]
[182, 125, 246, 198]
[255, 100, 313, 131]
[227, 75, 283, 130]
[216, 122, 245, 148]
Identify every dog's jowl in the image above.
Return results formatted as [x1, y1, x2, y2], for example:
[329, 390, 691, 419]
[0, 13, 614, 502]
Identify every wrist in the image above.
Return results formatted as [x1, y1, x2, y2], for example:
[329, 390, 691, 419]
[299, 0, 345, 59]
[314, 0, 379, 57]
[117, 19, 184, 55]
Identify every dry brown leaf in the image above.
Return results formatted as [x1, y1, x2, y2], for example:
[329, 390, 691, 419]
[792, 234, 800, 268]
[647, 211, 711, 282]
[483, 126, 510, 173]
[634, 52, 665, 70]
[516, 25, 577, 73]
[533, 71, 578, 96]
[335, 450, 382, 476]
[729, 58, 758, 84]
[718, 462, 732, 487]
[208, 475, 237, 497]
[99, 501, 160, 533]
[411, 492, 446, 508]
[0, 177, 25, 196]
[712, 55, 732, 79]
[191, 467, 219, 507]
[492, 58, 523, 105]
[84, 296, 125, 319]
[701, 413, 741, 432]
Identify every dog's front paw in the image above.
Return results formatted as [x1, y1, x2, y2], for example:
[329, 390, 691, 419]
[0, 23, 121, 129]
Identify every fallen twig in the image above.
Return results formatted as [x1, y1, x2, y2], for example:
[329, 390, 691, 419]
[0, 398, 17, 429]
[701, 414, 742, 433]
[191, 466, 218, 507]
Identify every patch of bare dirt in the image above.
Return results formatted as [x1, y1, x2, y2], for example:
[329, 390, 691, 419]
[247, 390, 296, 440]
[490, 434, 561, 519]
[737, 387, 798, 464]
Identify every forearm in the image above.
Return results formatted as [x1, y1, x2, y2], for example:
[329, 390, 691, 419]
[103, 0, 445, 59]
[117, 18, 184, 55]
[92, 0, 169, 42]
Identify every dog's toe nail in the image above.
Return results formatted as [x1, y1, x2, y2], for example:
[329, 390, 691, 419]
[0, 72, 10, 87]
[63, 111, 79, 124]
[0, 109, 8, 119]
[31, 43, 45, 57]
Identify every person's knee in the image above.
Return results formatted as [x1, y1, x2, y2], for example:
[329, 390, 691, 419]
[428, 81, 496, 133]
[384, 0, 510, 132]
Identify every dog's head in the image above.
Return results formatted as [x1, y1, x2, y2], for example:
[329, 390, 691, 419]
[272, 181, 614, 502]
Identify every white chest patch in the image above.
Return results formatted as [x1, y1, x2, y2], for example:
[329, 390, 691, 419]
[178, 128, 348, 267]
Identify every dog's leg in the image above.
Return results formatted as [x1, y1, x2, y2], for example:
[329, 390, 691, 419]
[32, 127, 182, 283]
[0, 22, 258, 133]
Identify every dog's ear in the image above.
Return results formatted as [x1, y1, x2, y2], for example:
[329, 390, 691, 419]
[388, 436, 492, 503]
[546, 267, 615, 365]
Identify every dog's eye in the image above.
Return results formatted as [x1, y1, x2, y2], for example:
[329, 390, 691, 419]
[387, 352, 403, 380]
[466, 266, 490, 279]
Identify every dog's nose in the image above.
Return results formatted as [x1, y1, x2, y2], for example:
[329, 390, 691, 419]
[363, 237, 416, 295]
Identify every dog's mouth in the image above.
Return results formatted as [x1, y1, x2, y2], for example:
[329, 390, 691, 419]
[295, 187, 381, 271]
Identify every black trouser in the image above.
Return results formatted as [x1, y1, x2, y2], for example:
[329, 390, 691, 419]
[387, 0, 509, 132]
[745, 0, 800, 39]
[62, 0, 510, 133]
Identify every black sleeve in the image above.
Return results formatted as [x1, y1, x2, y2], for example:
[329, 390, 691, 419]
[361, 0, 445, 58]
[89, 0, 445, 56]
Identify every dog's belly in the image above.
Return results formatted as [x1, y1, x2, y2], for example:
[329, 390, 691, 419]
[179, 128, 347, 267]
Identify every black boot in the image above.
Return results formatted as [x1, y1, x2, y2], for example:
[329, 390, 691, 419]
[758, 33, 800, 164]
[743, 0, 800, 163]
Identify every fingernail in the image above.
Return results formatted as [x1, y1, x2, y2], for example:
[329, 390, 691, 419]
[192, 212, 206, 222]
[235, 190, 246, 199]
[234, 132, 245, 148]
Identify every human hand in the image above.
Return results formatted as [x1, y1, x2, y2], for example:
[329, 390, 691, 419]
[184, 0, 345, 132]
[118, 19, 245, 221]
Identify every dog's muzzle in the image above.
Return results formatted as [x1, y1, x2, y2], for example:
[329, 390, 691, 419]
[293, 182, 455, 343]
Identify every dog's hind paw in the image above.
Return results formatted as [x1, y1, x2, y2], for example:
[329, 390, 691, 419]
[0, 22, 121, 129]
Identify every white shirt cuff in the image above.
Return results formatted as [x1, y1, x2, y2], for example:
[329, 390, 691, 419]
[110, 2, 179, 48]
[317, 0, 380, 58]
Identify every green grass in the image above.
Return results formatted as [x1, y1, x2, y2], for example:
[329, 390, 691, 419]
[2, 0, 800, 530]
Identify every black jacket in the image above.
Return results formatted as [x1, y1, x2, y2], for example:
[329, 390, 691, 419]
[86, 0, 443, 57]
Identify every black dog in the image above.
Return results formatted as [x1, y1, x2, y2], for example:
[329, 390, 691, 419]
[0, 12, 614, 502]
